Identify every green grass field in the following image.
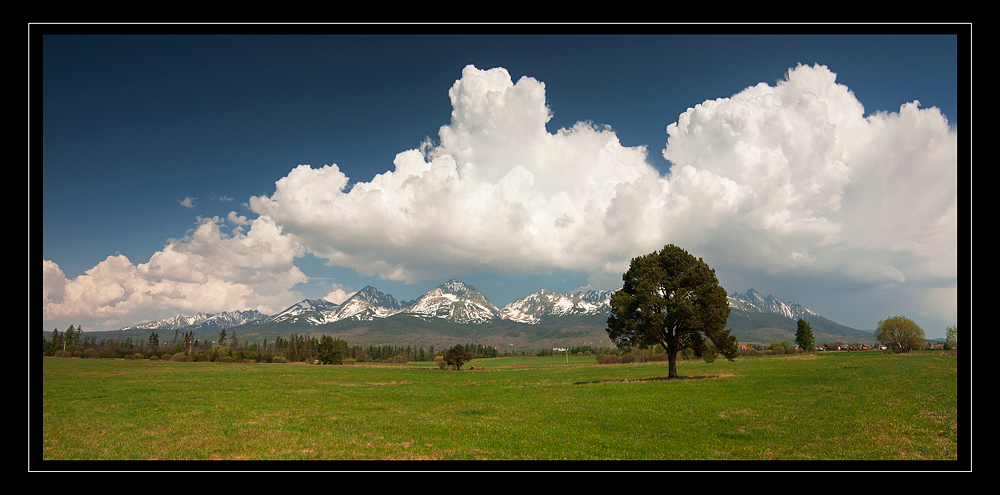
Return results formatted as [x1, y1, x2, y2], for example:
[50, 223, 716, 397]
[37, 351, 962, 462]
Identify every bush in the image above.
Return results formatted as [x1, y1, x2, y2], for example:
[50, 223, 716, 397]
[272, 356, 288, 364]
[172, 352, 187, 362]
[621, 353, 636, 364]
[598, 355, 621, 365]
[343, 358, 356, 365]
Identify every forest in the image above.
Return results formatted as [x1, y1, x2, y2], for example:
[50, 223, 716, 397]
[40, 325, 598, 365]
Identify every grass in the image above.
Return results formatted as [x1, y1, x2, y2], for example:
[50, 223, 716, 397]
[37, 351, 962, 463]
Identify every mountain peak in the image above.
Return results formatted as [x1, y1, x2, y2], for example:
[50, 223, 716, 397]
[439, 279, 474, 295]
[406, 279, 499, 324]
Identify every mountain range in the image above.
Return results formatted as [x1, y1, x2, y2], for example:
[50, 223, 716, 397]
[114, 280, 872, 347]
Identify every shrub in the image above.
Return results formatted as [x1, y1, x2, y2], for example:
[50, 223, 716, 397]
[435, 356, 447, 369]
[343, 358, 356, 365]
[172, 352, 187, 362]
[632, 348, 650, 362]
[272, 356, 288, 364]
[621, 353, 636, 364]
[598, 355, 621, 365]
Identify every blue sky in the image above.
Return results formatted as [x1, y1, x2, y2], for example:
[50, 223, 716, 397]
[38, 27, 965, 338]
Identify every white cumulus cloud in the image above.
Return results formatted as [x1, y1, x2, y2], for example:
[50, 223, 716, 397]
[42, 215, 308, 330]
[249, 63, 957, 306]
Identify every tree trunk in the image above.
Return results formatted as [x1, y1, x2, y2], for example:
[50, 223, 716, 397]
[667, 349, 679, 378]
[662, 335, 679, 379]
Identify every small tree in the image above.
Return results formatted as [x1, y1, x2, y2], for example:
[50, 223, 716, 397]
[874, 315, 925, 353]
[443, 344, 472, 370]
[945, 325, 957, 350]
[795, 319, 814, 351]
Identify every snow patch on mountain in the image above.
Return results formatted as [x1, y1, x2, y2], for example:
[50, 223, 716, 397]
[403, 280, 501, 324]
[728, 288, 818, 320]
[500, 288, 613, 324]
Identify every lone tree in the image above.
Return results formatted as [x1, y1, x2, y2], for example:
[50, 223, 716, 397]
[795, 319, 815, 351]
[874, 315, 926, 353]
[443, 344, 472, 370]
[606, 244, 739, 379]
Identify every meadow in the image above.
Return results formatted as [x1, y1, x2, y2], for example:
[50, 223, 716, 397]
[37, 350, 962, 464]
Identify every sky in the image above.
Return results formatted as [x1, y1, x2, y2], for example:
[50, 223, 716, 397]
[36, 27, 967, 339]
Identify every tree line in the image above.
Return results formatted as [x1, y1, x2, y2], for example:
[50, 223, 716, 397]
[41, 325, 603, 364]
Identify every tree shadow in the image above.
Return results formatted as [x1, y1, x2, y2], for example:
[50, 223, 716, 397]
[574, 374, 730, 385]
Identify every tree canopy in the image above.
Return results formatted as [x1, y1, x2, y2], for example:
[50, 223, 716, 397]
[874, 315, 926, 353]
[606, 244, 739, 378]
[443, 344, 472, 370]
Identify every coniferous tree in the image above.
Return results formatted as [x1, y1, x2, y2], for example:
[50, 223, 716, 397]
[606, 244, 738, 379]
[795, 319, 814, 351]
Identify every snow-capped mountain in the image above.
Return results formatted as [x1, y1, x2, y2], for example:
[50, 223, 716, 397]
[111, 283, 854, 342]
[727, 288, 818, 320]
[334, 286, 407, 321]
[574, 289, 616, 306]
[119, 310, 268, 333]
[500, 289, 612, 324]
[268, 299, 343, 326]
[403, 279, 501, 324]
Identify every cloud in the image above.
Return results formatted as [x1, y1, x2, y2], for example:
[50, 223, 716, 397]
[661, 65, 957, 292]
[250, 65, 658, 285]
[249, 63, 957, 304]
[42, 215, 308, 330]
[323, 286, 357, 305]
[227, 211, 251, 227]
[179, 196, 197, 208]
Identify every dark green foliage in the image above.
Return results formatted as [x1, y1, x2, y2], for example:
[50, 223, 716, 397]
[443, 344, 472, 370]
[795, 319, 814, 351]
[606, 244, 739, 378]
[318, 335, 349, 364]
